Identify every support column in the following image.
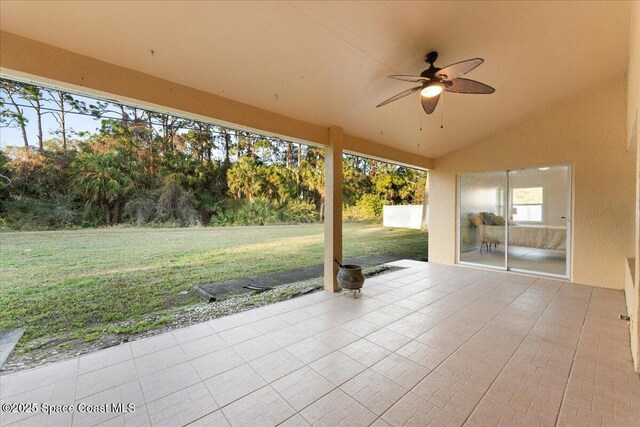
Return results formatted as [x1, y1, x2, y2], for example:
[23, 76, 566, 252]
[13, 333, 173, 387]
[324, 126, 343, 292]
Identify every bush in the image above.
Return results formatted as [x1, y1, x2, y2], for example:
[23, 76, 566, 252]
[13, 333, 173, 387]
[155, 180, 198, 226]
[343, 194, 387, 221]
[3, 195, 82, 230]
[124, 194, 157, 226]
[210, 199, 320, 226]
[281, 200, 319, 223]
[210, 200, 280, 226]
[234, 200, 281, 225]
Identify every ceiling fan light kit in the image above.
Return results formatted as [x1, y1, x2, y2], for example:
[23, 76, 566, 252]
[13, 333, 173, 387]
[377, 51, 495, 115]
[420, 83, 443, 98]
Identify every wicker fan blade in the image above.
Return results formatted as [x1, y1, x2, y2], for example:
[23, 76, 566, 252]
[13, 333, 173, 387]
[445, 78, 495, 94]
[388, 75, 429, 83]
[435, 58, 484, 80]
[421, 93, 440, 114]
[376, 85, 422, 108]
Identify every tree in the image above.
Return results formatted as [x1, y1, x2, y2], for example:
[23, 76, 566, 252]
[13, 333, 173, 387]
[45, 89, 88, 150]
[300, 148, 325, 217]
[0, 80, 29, 148]
[20, 84, 46, 150]
[0, 77, 428, 230]
[227, 156, 264, 203]
[72, 150, 138, 226]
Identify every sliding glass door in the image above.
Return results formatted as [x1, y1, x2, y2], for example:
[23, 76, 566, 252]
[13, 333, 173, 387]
[458, 165, 570, 279]
[507, 165, 570, 277]
[458, 172, 507, 269]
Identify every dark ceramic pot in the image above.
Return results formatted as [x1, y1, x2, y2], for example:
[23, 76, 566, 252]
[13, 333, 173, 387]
[337, 265, 364, 298]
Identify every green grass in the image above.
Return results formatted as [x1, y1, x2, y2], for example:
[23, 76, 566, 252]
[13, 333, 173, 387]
[0, 223, 427, 354]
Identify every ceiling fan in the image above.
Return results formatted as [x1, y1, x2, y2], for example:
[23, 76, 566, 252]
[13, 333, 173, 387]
[376, 51, 495, 115]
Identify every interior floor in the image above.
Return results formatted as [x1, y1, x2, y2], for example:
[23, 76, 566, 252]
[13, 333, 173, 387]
[461, 245, 567, 276]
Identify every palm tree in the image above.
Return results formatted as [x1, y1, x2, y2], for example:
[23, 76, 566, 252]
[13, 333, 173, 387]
[72, 150, 137, 226]
[227, 156, 264, 203]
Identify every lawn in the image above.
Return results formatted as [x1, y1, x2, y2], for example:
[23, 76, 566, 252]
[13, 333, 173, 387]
[0, 222, 426, 356]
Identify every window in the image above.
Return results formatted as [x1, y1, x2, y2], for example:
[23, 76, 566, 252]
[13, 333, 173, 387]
[512, 187, 543, 222]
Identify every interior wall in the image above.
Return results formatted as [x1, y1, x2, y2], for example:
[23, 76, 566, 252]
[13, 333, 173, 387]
[429, 78, 635, 290]
[509, 167, 567, 227]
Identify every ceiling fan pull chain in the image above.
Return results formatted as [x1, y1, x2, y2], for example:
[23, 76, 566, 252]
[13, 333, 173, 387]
[440, 93, 445, 129]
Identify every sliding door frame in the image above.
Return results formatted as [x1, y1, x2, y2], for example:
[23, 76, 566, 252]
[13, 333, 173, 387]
[456, 164, 572, 280]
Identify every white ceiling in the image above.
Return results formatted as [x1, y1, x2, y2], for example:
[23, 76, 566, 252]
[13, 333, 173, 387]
[0, 1, 632, 158]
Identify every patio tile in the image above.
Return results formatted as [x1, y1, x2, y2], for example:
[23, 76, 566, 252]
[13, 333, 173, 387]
[0, 378, 76, 425]
[285, 337, 334, 364]
[3, 409, 73, 427]
[279, 414, 311, 426]
[249, 348, 305, 383]
[250, 316, 289, 334]
[314, 326, 360, 350]
[73, 380, 145, 427]
[231, 335, 280, 362]
[221, 385, 295, 427]
[309, 351, 366, 386]
[396, 340, 452, 370]
[204, 364, 266, 408]
[278, 308, 316, 325]
[191, 347, 245, 380]
[365, 328, 412, 352]
[133, 345, 188, 377]
[179, 333, 228, 360]
[299, 388, 377, 426]
[376, 303, 414, 319]
[370, 353, 431, 389]
[188, 410, 231, 426]
[78, 343, 133, 375]
[304, 301, 339, 317]
[412, 372, 484, 420]
[339, 339, 391, 367]
[337, 318, 380, 338]
[340, 370, 407, 416]
[146, 382, 217, 426]
[1, 358, 78, 397]
[380, 391, 463, 426]
[393, 298, 428, 311]
[238, 307, 273, 323]
[208, 313, 247, 332]
[369, 418, 393, 427]
[130, 333, 178, 358]
[265, 325, 309, 347]
[94, 405, 150, 426]
[359, 310, 396, 327]
[139, 361, 201, 403]
[385, 317, 435, 339]
[171, 322, 215, 344]
[295, 315, 337, 335]
[272, 366, 335, 411]
[435, 352, 507, 393]
[262, 299, 301, 316]
[76, 360, 138, 399]
[218, 324, 262, 346]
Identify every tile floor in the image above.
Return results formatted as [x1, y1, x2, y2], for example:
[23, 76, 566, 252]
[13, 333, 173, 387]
[1, 260, 638, 426]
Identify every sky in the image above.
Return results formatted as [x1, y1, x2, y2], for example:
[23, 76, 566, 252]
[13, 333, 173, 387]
[1, 92, 103, 148]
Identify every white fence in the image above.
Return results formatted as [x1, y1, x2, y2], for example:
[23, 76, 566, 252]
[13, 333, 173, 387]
[383, 205, 428, 230]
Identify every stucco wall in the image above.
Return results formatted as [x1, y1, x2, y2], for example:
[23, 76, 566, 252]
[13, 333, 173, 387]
[429, 79, 635, 290]
[627, 1, 640, 372]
